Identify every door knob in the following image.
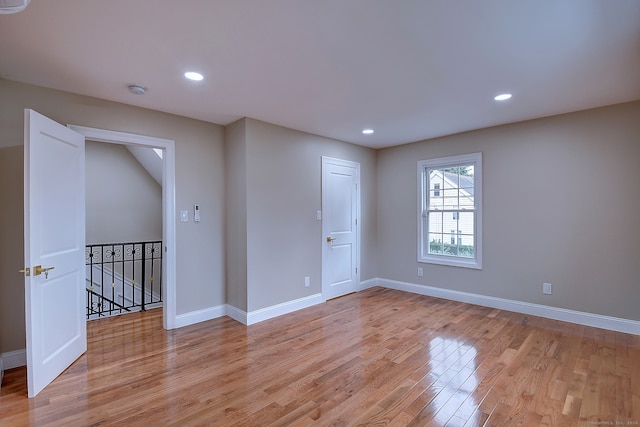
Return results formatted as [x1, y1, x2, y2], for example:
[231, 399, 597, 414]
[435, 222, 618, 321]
[326, 236, 336, 243]
[34, 265, 55, 279]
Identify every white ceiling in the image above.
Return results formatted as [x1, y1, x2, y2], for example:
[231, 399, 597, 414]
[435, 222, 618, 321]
[1, 0, 639, 149]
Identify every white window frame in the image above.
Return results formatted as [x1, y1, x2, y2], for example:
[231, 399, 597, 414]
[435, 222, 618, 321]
[417, 152, 482, 269]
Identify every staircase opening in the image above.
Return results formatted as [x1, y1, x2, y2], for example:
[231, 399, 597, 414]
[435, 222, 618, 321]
[85, 140, 164, 320]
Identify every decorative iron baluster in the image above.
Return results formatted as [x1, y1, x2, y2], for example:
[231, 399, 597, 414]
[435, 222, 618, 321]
[85, 241, 162, 320]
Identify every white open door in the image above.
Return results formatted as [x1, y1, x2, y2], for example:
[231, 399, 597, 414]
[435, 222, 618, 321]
[22, 109, 86, 397]
[321, 157, 360, 300]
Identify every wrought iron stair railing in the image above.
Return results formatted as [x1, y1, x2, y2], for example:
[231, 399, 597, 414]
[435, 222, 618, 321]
[86, 241, 163, 320]
[86, 288, 130, 318]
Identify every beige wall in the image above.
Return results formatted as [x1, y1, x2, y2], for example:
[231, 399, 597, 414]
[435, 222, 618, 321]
[243, 118, 377, 312]
[86, 141, 162, 244]
[2, 76, 638, 357]
[224, 119, 248, 311]
[0, 146, 25, 353]
[377, 101, 640, 321]
[0, 79, 225, 354]
[224, 118, 377, 313]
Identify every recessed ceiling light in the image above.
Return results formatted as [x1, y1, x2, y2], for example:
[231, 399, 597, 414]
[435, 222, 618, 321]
[362, 129, 374, 135]
[494, 93, 512, 101]
[128, 84, 147, 95]
[184, 71, 204, 81]
[0, 0, 31, 14]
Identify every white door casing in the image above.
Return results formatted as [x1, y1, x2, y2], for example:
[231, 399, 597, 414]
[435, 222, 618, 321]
[321, 157, 360, 300]
[67, 125, 177, 330]
[24, 109, 86, 398]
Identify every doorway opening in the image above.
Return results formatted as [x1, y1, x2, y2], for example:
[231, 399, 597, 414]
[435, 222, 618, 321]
[68, 125, 177, 330]
[84, 140, 164, 320]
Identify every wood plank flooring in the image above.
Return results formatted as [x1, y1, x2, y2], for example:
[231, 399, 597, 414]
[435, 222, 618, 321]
[1, 287, 639, 426]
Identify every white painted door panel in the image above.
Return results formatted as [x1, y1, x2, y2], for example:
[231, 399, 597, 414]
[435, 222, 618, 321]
[322, 157, 359, 300]
[23, 109, 86, 398]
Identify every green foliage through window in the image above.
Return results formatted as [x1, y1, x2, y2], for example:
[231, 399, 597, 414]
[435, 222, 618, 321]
[429, 240, 474, 258]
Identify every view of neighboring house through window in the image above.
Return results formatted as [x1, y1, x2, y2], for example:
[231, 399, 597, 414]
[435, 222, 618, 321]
[418, 152, 482, 269]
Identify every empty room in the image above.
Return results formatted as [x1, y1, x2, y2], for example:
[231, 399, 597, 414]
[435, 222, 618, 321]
[1, 1, 639, 426]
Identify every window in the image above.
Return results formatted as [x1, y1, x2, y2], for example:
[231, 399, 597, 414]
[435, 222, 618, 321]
[418, 152, 482, 269]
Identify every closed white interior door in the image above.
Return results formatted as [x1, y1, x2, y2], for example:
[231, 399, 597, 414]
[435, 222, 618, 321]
[23, 109, 86, 397]
[322, 157, 360, 300]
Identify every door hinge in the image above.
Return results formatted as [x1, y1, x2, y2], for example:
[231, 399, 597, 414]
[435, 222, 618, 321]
[355, 218, 357, 225]
[355, 267, 358, 274]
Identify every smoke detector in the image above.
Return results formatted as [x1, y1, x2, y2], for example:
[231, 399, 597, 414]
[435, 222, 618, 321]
[128, 84, 147, 95]
[0, 0, 31, 14]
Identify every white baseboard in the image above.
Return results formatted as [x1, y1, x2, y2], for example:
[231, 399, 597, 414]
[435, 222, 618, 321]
[1, 349, 27, 370]
[225, 305, 248, 325]
[246, 293, 324, 325]
[358, 278, 379, 291]
[227, 293, 324, 326]
[174, 304, 227, 329]
[377, 278, 640, 336]
[168, 293, 325, 328]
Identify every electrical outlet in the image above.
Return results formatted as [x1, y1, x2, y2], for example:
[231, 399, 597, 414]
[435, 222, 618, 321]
[417, 267, 424, 277]
[304, 276, 310, 287]
[543, 282, 552, 295]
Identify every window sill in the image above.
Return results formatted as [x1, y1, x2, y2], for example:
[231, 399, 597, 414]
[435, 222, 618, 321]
[419, 255, 482, 270]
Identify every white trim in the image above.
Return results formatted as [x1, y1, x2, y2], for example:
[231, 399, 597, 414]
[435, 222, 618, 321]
[2, 349, 27, 369]
[68, 126, 174, 148]
[67, 125, 177, 330]
[174, 305, 227, 329]
[226, 294, 325, 326]
[377, 278, 640, 336]
[246, 293, 324, 325]
[225, 305, 248, 325]
[358, 278, 379, 291]
[417, 152, 482, 269]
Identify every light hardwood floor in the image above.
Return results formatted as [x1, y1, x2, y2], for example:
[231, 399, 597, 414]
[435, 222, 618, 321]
[1, 287, 639, 426]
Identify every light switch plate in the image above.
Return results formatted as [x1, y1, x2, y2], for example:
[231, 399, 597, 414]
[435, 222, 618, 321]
[180, 210, 188, 222]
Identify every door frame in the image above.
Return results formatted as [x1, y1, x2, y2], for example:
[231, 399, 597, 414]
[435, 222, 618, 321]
[67, 125, 177, 330]
[321, 156, 361, 300]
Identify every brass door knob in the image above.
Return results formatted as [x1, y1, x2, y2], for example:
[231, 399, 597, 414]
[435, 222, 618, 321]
[326, 236, 336, 243]
[34, 265, 55, 278]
